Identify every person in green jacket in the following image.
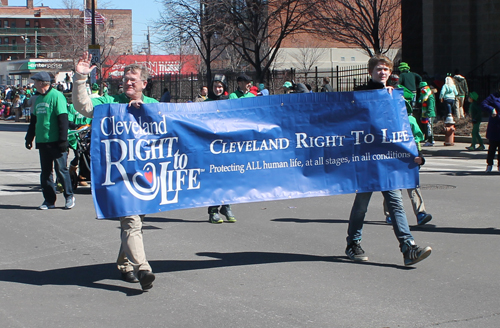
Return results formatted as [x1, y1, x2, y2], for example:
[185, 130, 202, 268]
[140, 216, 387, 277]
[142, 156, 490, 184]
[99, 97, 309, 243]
[72, 51, 157, 291]
[398, 62, 422, 93]
[466, 91, 485, 151]
[229, 74, 256, 99]
[418, 81, 436, 146]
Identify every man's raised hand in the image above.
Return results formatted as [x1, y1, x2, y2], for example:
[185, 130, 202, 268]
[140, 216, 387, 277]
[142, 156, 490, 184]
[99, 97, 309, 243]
[75, 51, 96, 75]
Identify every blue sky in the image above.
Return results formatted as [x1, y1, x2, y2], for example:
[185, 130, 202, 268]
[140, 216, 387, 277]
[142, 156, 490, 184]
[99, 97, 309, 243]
[9, 0, 165, 54]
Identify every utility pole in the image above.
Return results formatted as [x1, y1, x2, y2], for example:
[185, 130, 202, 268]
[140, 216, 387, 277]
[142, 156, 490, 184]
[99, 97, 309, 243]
[91, 0, 96, 45]
[147, 26, 151, 55]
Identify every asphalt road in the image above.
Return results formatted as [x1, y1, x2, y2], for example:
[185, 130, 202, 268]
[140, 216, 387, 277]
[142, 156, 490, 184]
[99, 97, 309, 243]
[0, 120, 499, 328]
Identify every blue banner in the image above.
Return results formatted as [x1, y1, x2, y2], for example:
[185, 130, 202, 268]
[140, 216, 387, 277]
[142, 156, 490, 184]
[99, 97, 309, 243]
[90, 89, 419, 219]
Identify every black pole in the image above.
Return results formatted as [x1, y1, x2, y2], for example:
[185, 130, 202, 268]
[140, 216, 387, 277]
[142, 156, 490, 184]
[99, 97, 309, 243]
[91, 0, 96, 45]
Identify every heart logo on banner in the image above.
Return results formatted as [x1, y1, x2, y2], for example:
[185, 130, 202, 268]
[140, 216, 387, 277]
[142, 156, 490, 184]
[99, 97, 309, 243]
[144, 171, 153, 184]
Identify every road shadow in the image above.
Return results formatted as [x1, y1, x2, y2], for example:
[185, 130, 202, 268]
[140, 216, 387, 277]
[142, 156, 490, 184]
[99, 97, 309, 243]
[0, 251, 410, 295]
[272, 218, 500, 236]
[1, 183, 40, 194]
[421, 149, 487, 159]
[1, 168, 40, 174]
[0, 263, 143, 296]
[410, 224, 500, 235]
[0, 122, 29, 132]
[422, 170, 500, 176]
[272, 218, 348, 224]
[0, 204, 41, 210]
[100, 216, 205, 224]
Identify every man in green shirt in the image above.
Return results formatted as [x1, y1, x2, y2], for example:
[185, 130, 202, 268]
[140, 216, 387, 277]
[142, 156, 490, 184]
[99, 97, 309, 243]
[25, 71, 75, 210]
[72, 51, 157, 291]
[229, 74, 256, 99]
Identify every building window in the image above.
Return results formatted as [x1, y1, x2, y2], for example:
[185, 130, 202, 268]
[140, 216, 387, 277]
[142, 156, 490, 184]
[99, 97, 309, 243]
[26, 20, 30, 27]
[3, 20, 8, 28]
[12, 38, 16, 45]
[55, 20, 59, 27]
[4, 37, 8, 44]
[351, 57, 355, 61]
[109, 20, 114, 28]
[35, 21, 39, 28]
[340, 57, 345, 61]
[11, 21, 16, 28]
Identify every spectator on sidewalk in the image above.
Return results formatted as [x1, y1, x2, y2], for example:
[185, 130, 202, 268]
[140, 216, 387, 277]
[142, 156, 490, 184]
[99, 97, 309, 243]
[194, 86, 208, 102]
[466, 92, 485, 151]
[229, 74, 256, 99]
[481, 88, 500, 172]
[439, 76, 458, 117]
[257, 83, 269, 96]
[453, 70, 468, 119]
[160, 87, 171, 102]
[321, 77, 334, 92]
[418, 82, 436, 146]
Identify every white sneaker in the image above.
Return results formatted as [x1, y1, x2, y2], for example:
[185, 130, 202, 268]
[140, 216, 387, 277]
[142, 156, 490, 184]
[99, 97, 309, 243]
[65, 196, 76, 209]
[486, 165, 492, 172]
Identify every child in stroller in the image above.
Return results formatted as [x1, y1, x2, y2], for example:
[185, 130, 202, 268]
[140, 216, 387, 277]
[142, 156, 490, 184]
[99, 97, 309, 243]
[67, 104, 92, 190]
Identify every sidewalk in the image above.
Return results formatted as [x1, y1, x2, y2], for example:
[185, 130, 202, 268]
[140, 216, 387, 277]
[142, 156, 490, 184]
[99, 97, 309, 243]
[421, 137, 488, 159]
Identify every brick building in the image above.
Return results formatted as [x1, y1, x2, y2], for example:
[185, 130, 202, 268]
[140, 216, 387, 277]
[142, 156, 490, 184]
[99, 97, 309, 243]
[0, 0, 132, 61]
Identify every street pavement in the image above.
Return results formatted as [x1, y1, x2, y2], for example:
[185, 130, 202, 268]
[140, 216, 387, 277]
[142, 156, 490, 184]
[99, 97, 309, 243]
[0, 120, 499, 328]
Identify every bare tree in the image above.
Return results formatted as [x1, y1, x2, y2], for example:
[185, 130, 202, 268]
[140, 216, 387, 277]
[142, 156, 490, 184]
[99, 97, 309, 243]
[44, 0, 88, 64]
[290, 39, 327, 75]
[310, 0, 401, 57]
[47, 1, 128, 88]
[156, 0, 226, 84]
[220, 0, 315, 82]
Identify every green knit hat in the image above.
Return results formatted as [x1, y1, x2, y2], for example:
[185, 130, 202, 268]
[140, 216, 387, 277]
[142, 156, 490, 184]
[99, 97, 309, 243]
[91, 83, 99, 91]
[469, 91, 478, 101]
[398, 62, 410, 71]
[419, 81, 428, 88]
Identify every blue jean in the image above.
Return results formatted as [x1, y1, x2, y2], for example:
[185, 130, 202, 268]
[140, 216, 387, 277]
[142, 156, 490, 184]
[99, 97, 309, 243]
[347, 190, 414, 249]
[39, 144, 73, 205]
[444, 98, 455, 115]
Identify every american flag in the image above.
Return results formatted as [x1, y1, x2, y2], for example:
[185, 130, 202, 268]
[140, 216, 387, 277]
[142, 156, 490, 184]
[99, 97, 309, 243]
[84, 9, 106, 25]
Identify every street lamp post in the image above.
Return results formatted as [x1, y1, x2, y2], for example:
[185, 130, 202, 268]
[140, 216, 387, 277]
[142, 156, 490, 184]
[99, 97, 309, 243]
[20, 33, 28, 59]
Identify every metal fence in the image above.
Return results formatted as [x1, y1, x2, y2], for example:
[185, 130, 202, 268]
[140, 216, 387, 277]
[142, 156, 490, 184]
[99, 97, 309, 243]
[103, 65, 369, 103]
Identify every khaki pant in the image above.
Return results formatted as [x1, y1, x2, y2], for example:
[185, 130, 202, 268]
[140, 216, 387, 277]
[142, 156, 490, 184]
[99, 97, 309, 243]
[384, 188, 426, 223]
[116, 214, 152, 273]
[454, 96, 465, 119]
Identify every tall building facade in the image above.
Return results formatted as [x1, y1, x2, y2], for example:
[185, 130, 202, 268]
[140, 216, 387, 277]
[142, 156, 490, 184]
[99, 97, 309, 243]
[402, 0, 500, 81]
